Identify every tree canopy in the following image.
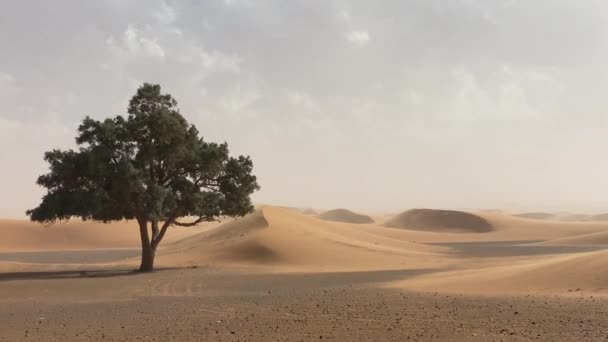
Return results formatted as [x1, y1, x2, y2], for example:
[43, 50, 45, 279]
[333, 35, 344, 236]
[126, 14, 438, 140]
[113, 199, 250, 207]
[27, 83, 260, 271]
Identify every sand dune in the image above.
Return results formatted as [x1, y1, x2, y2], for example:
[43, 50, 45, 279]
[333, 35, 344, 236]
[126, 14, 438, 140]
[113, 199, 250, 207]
[0, 219, 211, 252]
[160, 207, 446, 271]
[386, 212, 608, 244]
[4, 205, 608, 297]
[318, 208, 374, 224]
[385, 209, 493, 233]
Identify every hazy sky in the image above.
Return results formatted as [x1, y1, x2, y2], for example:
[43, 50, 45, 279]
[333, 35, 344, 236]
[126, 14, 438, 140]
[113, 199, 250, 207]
[2, 0, 608, 217]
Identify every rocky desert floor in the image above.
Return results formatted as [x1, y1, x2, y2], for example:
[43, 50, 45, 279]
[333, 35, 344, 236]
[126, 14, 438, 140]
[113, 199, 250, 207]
[2, 206, 608, 341]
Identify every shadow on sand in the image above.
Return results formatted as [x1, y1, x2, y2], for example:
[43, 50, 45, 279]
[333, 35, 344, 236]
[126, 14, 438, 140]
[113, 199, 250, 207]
[0, 267, 185, 282]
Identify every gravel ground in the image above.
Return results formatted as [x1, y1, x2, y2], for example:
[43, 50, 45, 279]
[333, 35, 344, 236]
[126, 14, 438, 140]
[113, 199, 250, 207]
[1, 267, 608, 341]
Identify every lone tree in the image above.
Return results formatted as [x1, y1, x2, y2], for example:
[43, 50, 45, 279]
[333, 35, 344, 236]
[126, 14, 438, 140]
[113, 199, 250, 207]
[27, 83, 260, 271]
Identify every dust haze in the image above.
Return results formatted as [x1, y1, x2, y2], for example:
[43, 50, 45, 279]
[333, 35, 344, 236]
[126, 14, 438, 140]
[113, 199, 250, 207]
[2, 1, 608, 216]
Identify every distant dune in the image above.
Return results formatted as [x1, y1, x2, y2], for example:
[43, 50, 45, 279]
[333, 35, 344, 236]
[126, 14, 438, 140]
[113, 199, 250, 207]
[588, 213, 608, 221]
[558, 213, 591, 222]
[318, 209, 374, 224]
[385, 209, 493, 233]
[513, 212, 556, 220]
[299, 208, 318, 215]
[513, 212, 608, 222]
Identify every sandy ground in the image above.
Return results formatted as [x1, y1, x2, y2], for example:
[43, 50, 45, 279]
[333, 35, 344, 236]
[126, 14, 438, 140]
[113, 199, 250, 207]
[2, 206, 608, 341]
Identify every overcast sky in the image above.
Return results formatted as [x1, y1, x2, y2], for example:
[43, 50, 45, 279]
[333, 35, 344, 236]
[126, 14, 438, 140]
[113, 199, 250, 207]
[2, 0, 608, 217]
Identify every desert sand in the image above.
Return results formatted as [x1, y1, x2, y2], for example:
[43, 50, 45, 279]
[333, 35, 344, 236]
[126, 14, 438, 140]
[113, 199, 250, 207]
[2, 206, 608, 341]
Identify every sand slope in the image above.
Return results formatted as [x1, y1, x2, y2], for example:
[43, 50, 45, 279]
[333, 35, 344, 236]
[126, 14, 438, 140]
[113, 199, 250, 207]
[318, 208, 374, 224]
[393, 250, 608, 295]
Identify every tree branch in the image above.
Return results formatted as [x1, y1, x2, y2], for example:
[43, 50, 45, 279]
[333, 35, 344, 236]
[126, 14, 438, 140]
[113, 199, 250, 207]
[151, 220, 159, 241]
[151, 217, 174, 249]
[172, 216, 218, 227]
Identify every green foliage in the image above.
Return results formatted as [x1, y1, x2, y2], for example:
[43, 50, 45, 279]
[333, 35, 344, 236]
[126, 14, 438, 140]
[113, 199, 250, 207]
[28, 83, 260, 231]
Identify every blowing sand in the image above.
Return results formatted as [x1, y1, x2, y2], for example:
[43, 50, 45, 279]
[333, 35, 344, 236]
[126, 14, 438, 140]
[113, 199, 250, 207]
[2, 206, 608, 341]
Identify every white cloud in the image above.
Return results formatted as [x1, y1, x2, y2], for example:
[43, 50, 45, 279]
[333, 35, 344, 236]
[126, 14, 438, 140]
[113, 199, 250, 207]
[346, 30, 370, 45]
[223, 0, 254, 8]
[104, 20, 242, 90]
[0, 71, 17, 96]
[0, 71, 15, 84]
[153, 1, 177, 24]
[338, 10, 352, 23]
[200, 50, 241, 73]
[286, 90, 323, 125]
[406, 91, 425, 105]
[124, 25, 165, 59]
[107, 25, 166, 61]
[219, 84, 260, 113]
[183, 47, 243, 83]
[286, 90, 320, 112]
[443, 67, 543, 121]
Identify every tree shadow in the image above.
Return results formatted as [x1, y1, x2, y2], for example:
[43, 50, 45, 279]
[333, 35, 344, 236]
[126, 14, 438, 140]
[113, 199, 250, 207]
[0, 266, 185, 282]
[195, 268, 443, 292]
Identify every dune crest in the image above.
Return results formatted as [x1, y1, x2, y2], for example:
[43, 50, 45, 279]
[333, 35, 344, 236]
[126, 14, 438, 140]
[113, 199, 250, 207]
[318, 209, 374, 224]
[385, 209, 493, 233]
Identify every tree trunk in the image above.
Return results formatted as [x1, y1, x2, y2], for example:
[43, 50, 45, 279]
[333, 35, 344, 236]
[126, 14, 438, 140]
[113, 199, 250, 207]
[137, 217, 156, 272]
[139, 244, 156, 272]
